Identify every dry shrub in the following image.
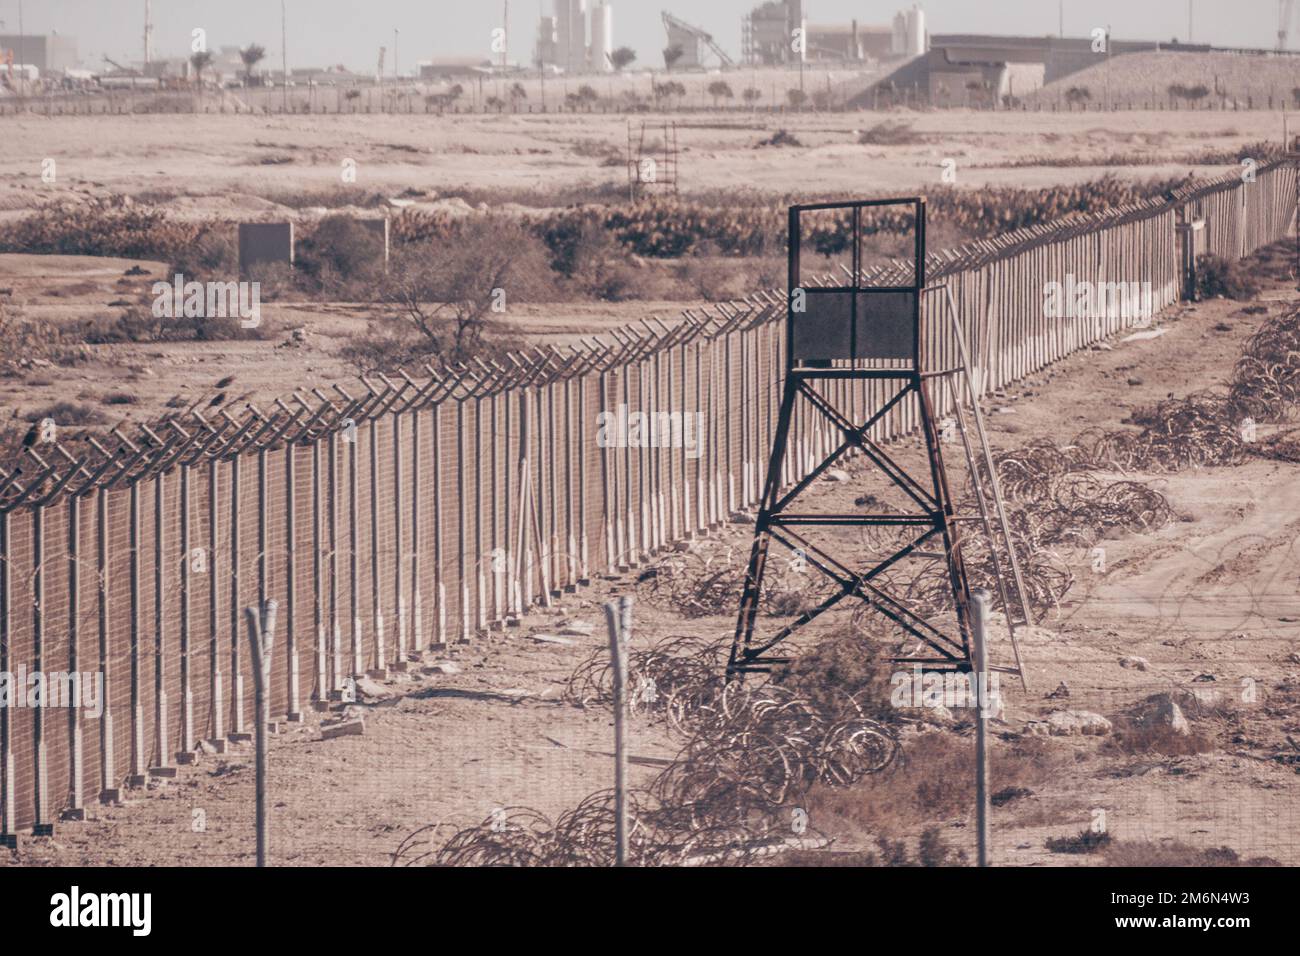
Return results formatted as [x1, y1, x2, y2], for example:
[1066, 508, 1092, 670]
[1104, 722, 1216, 757]
[805, 731, 1062, 839]
[25, 401, 109, 426]
[1045, 828, 1112, 854]
[786, 826, 968, 867]
[245, 262, 295, 301]
[0, 302, 89, 372]
[0, 196, 203, 261]
[549, 218, 654, 301]
[755, 129, 803, 148]
[1103, 841, 1279, 867]
[857, 121, 924, 146]
[773, 626, 896, 722]
[1197, 254, 1262, 301]
[295, 215, 386, 295]
[675, 242, 739, 301]
[80, 306, 269, 345]
[170, 224, 238, 281]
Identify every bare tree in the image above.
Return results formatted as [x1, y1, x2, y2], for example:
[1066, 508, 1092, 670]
[381, 218, 550, 358]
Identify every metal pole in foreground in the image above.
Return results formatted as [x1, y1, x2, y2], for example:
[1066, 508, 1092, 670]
[603, 595, 631, 866]
[245, 600, 279, 867]
[970, 587, 992, 868]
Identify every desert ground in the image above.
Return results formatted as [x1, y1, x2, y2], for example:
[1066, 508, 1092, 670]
[1, 97, 1298, 866]
[2, 237, 1297, 867]
[0, 108, 1280, 216]
[0, 108, 1283, 429]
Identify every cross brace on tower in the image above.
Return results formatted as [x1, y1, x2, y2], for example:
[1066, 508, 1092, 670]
[728, 197, 1032, 683]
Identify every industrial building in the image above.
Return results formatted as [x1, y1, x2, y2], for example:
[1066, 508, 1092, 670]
[663, 12, 733, 69]
[803, 22, 893, 61]
[741, 0, 804, 66]
[740, 3, 925, 66]
[536, 0, 615, 72]
[0, 32, 79, 73]
[849, 33, 1188, 107]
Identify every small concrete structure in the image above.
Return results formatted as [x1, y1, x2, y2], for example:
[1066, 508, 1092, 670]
[238, 221, 295, 275]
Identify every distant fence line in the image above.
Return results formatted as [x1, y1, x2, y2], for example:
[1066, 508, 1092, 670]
[2, 86, 1299, 117]
[0, 159, 1294, 835]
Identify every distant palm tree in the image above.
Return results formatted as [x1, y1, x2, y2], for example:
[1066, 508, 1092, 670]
[663, 45, 684, 71]
[707, 80, 734, 108]
[190, 50, 214, 91]
[240, 44, 266, 87]
[610, 47, 636, 71]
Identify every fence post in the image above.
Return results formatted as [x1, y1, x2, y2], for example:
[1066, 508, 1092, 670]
[410, 409, 423, 655]
[179, 464, 195, 760]
[369, 420, 386, 676]
[208, 459, 225, 750]
[312, 438, 327, 706]
[230, 457, 248, 742]
[63, 496, 83, 816]
[128, 485, 146, 787]
[603, 595, 632, 866]
[348, 424, 362, 677]
[32, 505, 49, 830]
[328, 430, 342, 694]
[0, 511, 12, 842]
[392, 411, 406, 665]
[457, 399, 470, 640]
[98, 487, 120, 799]
[971, 587, 992, 868]
[152, 473, 172, 777]
[286, 444, 302, 721]
[432, 403, 447, 645]
[66, 495, 85, 817]
[244, 599, 278, 867]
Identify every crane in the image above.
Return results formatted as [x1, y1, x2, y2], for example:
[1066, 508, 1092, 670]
[1281, 0, 1296, 50]
[661, 11, 734, 68]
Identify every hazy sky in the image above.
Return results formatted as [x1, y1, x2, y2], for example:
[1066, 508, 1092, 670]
[7, 1, 1280, 72]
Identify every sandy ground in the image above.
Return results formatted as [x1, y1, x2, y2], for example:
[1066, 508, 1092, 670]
[1, 105, 1298, 867]
[4, 244, 1299, 867]
[0, 252, 716, 427]
[0, 109, 1277, 220]
[0, 108, 1279, 431]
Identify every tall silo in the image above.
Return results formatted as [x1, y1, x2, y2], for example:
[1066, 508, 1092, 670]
[590, 2, 613, 71]
[537, 15, 559, 67]
[556, 0, 571, 70]
[905, 5, 926, 57]
[891, 11, 907, 55]
[568, 0, 588, 72]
